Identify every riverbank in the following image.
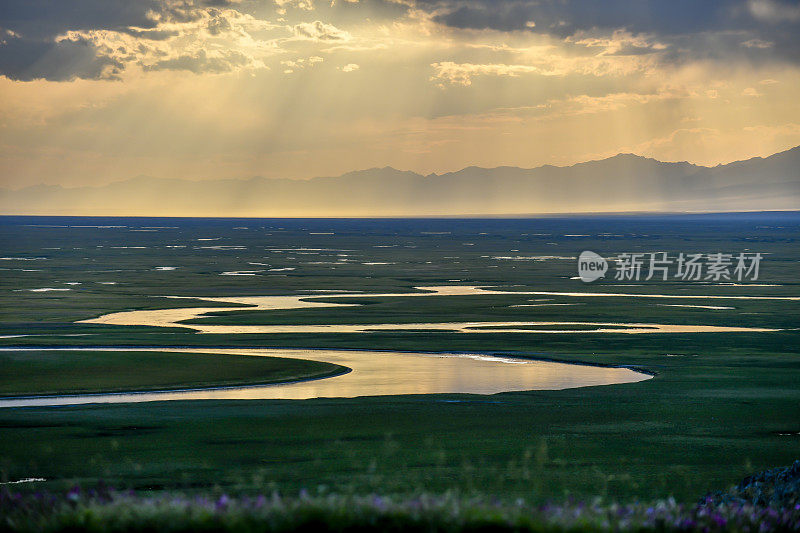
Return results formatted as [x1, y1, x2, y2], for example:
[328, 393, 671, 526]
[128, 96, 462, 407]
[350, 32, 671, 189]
[0, 350, 347, 397]
[0, 347, 649, 406]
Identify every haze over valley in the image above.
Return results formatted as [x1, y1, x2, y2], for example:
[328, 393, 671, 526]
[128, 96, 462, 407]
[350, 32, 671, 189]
[3, 146, 798, 216]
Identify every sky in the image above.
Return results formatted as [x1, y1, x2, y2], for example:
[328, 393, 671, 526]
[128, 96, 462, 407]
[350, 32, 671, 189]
[1, 0, 800, 189]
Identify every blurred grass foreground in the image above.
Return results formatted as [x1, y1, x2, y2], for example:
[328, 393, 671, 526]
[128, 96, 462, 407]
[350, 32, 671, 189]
[2, 462, 799, 532]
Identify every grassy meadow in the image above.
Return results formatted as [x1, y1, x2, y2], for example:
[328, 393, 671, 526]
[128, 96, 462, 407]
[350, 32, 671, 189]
[0, 213, 798, 511]
[0, 350, 344, 397]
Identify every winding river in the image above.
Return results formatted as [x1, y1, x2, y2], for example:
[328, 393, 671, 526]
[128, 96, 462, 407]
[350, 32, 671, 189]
[0, 347, 650, 407]
[79, 285, 781, 334]
[3, 284, 785, 407]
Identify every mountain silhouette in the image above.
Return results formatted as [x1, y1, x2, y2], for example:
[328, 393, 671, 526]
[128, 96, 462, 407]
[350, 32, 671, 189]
[2, 147, 798, 216]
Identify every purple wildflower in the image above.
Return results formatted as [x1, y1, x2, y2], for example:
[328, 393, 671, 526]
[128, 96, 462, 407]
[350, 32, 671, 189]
[66, 485, 81, 503]
[215, 494, 230, 511]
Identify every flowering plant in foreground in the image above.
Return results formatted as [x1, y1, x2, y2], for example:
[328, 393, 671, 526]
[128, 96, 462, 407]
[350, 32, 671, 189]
[1, 483, 799, 532]
[1, 462, 798, 532]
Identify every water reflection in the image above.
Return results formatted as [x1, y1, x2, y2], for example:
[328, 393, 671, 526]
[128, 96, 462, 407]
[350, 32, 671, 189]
[80, 286, 780, 335]
[0, 348, 650, 407]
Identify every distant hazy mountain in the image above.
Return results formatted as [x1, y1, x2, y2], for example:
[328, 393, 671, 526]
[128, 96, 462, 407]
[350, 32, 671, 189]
[2, 147, 799, 216]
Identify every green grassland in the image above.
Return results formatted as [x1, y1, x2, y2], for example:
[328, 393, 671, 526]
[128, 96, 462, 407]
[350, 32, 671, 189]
[0, 214, 798, 505]
[0, 338, 798, 503]
[0, 350, 345, 397]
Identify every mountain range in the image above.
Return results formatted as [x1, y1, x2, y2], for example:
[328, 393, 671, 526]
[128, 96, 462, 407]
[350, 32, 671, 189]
[2, 146, 799, 216]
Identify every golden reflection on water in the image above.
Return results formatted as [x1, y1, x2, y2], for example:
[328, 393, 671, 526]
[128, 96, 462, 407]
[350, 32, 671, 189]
[20, 283, 784, 408]
[0, 348, 650, 407]
[80, 286, 780, 334]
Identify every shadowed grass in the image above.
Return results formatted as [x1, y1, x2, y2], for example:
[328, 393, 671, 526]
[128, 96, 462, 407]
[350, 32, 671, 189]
[0, 350, 346, 397]
[3, 465, 800, 533]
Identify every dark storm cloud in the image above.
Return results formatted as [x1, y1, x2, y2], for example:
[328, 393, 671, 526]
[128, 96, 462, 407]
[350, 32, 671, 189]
[416, 0, 800, 63]
[0, 0, 413, 81]
[201, 0, 244, 5]
[2, 0, 799, 82]
[0, 33, 124, 81]
[419, 0, 733, 35]
[0, 0, 162, 39]
[0, 0, 159, 80]
[0, 0, 253, 81]
[121, 28, 181, 40]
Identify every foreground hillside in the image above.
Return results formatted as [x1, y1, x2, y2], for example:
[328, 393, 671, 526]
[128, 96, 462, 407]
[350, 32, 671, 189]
[2, 462, 799, 532]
